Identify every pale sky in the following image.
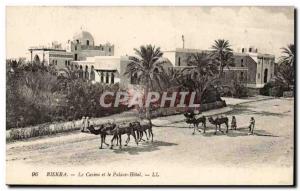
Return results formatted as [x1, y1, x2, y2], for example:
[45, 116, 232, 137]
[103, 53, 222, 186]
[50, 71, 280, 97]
[6, 6, 294, 59]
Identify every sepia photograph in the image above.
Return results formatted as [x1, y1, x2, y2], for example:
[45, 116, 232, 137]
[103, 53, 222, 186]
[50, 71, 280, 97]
[5, 6, 295, 186]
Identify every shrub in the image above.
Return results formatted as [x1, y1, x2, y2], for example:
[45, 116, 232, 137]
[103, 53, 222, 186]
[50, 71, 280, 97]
[260, 82, 273, 96]
[232, 83, 248, 98]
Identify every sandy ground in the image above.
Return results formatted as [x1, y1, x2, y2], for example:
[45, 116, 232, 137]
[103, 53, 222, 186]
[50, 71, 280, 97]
[6, 98, 294, 185]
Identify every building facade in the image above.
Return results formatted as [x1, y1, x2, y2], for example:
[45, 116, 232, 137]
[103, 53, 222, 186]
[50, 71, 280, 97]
[66, 30, 114, 61]
[163, 47, 275, 91]
[29, 44, 73, 70]
[71, 56, 130, 87]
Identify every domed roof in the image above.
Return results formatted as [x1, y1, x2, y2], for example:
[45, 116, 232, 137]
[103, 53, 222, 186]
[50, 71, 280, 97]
[73, 30, 94, 45]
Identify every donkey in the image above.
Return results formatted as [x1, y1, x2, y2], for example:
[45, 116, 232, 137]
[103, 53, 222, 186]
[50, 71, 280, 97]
[208, 116, 229, 135]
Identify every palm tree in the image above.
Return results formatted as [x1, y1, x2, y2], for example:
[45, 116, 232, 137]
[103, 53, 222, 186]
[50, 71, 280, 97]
[275, 63, 294, 89]
[275, 44, 295, 90]
[125, 45, 167, 118]
[211, 39, 233, 77]
[279, 44, 295, 67]
[183, 52, 219, 105]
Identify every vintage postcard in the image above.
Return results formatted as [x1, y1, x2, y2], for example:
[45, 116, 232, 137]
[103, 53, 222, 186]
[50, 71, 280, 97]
[6, 6, 295, 185]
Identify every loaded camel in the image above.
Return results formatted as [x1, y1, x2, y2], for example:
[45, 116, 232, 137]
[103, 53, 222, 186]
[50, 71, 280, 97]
[208, 116, 229, 135]
[184, 112, 206, 134]
[87, 119, 153, 149]
[189, 116, 206, 134]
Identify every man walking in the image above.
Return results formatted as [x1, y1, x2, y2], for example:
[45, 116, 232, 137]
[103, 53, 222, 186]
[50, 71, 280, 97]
[81, 116, 86, 132]
[248, 117, 255, 135]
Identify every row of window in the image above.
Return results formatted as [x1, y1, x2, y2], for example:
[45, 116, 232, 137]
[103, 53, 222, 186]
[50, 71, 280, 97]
[242, 48, 257, 53]
[100, 72, 114, 84]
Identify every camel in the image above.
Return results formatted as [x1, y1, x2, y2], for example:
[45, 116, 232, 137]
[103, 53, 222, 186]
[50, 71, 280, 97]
[128, 120, 149, 142]
[110, 122, 138, 148]
[87, 123, 116, 149]
[128, 121, 143, 141]
[208, 116, 229, 135]
[137, 119, 153, 142]
[186, 116, 206, 134]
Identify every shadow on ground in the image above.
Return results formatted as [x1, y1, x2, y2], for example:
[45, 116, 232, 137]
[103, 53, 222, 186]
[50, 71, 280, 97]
[199, 126, 279, 138]
[112, 140, 178, 155]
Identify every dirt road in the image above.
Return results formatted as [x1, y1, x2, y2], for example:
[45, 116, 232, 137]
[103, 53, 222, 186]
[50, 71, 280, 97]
[6, 98, 294, 185]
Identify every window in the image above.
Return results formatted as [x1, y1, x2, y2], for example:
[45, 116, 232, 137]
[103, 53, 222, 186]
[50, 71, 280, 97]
[87, 40, 89, 46]
[76, 40, 79, 44]
[109, 48, 111, 52]
[106, 72, 109, 83]
[111, 73, 114, 84]
[240, 72, 244, 81]
[75, 45, 77, 50]
[264, 69, 268, 83]
[90, 66, 95, 81]
[75, 54, 78, 61]
[178, 57, 181, 66]
[242, 48, 245, 53]
[101, 72, 104, 83]
[241, 59, 244, 67]
[65, 60, 67, 66]
[258, 73, 260, 79]
[85, 66, 89, 80]
[249, 48, 252, 52]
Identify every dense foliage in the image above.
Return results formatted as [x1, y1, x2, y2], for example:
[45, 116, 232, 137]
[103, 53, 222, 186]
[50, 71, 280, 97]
[6, 59, 129, 129]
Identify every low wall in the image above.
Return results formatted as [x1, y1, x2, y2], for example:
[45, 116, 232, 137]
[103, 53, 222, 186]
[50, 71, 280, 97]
[6, 121, 81, 142]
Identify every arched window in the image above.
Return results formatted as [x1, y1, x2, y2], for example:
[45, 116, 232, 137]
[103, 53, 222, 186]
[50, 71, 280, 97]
[111, 72, 114, 84]
[90, 65, 95, 81]
[85, 65, 89, 80]
[178, 57, 181, 66]
[101, 72, 104, 83]
[79, 65, 83, 78]
[33, 55, 40, 64]
[240, 72, 244, 81]
[264, 69, 268, 83]
[106, 72, 109, 83]
[86, 40, 89, 46]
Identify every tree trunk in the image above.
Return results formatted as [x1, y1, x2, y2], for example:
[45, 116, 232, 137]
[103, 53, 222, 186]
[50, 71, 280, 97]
[144, 81, 150, 120]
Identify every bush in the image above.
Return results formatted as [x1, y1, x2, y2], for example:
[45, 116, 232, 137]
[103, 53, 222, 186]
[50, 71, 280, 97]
[232, 83, 248, 98]
[6, 59, 131, 130]
[260, 81, 288, 97]
[260, 82, 273, 96]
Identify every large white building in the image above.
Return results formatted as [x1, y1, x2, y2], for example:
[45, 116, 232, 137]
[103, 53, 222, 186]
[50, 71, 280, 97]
[28, 30, 114, 68]
[163, 47, 275, 93]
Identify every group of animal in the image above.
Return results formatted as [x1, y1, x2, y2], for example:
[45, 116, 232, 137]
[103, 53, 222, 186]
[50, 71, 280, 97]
[87, 119, 153, 149]
[184, 112, 237, 135]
